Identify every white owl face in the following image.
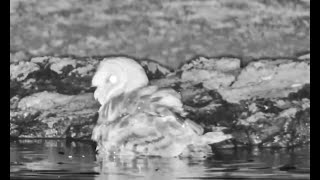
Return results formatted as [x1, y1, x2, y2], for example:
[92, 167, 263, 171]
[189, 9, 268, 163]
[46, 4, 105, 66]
[92, 57, 149, 105]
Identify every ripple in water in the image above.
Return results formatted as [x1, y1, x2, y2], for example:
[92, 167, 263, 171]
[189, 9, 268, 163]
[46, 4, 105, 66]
[10, 139, 310, 180]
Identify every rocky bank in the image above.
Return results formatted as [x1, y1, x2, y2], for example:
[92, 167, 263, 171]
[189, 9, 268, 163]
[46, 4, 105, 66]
[10, 54, 310, 148]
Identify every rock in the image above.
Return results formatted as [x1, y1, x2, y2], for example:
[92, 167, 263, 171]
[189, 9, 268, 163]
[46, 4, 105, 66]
[181, 57, 240, 90]
[140, 60, 172, 79]
[298, 53, 310, 61]
[10, 56, 98, 97]
[185, 101, 240, 132]
[10, 92, 99, 139]
[70, 63, 96, 78]
[30, 56, 51, 64]
[181, 57, 241, 72]
[180, 84, 214, 107]
[288, 84, 310, 100]
[149, 75, 181, 91]
[10, 61, 40, 81]
[182, 70, 236, 90]
[10, 96, 20, 110]
[10, 110, 43, 138]
[231, 95, 309, 147]
[18, 91, 74, 110]
[218, 59, 310, 103]
[49, 57, 77, 74]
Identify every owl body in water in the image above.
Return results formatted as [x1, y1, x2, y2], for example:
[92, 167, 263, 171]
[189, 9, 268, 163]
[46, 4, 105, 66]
[92, 57, 231, 157]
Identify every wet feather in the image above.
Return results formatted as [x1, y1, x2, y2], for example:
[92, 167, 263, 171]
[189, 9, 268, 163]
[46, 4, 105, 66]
[91, 57, 231, 157]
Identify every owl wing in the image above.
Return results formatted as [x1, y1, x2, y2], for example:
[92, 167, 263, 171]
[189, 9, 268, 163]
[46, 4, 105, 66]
[124, 86, 205, 146]
[149, 88, 185, 115]
[92, 86, 211, 157]
[96, 85, 205, 137]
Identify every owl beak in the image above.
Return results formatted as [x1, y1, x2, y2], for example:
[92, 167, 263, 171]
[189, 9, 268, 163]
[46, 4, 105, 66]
[99, 102, 110, 118]
[94, 84, 113, 105]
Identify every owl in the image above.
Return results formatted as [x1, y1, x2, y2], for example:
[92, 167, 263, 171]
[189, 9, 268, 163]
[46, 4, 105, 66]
[91, 57, 231, 157]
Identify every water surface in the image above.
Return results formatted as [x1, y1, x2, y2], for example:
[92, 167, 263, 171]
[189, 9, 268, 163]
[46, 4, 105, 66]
[10, 139, 310, 180]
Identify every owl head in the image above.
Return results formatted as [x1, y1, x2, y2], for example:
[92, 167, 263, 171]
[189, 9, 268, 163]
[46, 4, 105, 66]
[92, 57, 149, 105]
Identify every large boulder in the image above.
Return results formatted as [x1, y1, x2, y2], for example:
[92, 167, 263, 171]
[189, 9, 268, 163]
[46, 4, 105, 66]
[218, 59, 310, 103]
[10, 92, 99, 139]
[181, 57, 241, 90]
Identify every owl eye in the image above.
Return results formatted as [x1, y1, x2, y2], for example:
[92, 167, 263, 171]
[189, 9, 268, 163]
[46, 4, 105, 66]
[109, 75, 117, 83]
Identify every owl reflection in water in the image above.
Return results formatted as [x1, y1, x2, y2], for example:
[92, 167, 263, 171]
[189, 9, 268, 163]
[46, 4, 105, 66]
[91, 57, 231, 158]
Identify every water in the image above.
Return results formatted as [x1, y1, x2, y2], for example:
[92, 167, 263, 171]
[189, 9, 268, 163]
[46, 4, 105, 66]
[10, 139, 310, 180]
